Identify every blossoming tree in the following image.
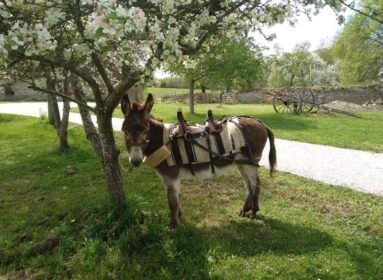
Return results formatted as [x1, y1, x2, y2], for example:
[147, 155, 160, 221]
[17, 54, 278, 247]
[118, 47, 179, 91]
[0, 0, 342, 205]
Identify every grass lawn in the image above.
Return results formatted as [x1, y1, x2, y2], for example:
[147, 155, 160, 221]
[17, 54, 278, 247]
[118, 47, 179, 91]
[1, 114, 383, 279]
[72, 102, 383, 152]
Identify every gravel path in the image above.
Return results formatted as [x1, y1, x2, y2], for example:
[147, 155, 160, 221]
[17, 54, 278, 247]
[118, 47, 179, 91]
[1, 102, 382, 196]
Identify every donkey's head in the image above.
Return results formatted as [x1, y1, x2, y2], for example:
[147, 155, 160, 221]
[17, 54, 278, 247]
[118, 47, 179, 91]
[121, 94, 154, 167]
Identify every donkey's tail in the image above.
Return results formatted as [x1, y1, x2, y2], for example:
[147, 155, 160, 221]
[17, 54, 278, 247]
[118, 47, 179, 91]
[265, 125, 277, 176]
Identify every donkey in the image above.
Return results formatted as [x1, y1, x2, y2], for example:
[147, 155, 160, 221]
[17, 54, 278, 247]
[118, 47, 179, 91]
[121, 94, 277, 227]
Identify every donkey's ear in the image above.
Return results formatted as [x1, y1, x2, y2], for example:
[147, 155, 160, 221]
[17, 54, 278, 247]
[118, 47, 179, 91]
[144, 94, 154, 115]
[121, 94, 131, 116]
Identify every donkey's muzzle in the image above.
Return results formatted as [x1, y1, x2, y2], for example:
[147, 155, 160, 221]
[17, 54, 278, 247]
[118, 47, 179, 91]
[128, 146, 144, 167]
[131, 158, 142, 167]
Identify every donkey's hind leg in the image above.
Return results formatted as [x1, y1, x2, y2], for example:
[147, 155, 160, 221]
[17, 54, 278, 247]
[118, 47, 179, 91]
[237, 164, 261, 219]
[239, 187, 252, 217]
[163, 176, 181, 227]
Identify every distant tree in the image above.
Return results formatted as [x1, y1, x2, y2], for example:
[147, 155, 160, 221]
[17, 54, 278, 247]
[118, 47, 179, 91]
[203, 37, 264, 91]
[158, 77, 188, 88]
[315, 47, 335, 65]
[167, 52, 206, 113]
[267, 42, 339, 87]
[333, 0, 383, 85]
[168, 36, 264, 113]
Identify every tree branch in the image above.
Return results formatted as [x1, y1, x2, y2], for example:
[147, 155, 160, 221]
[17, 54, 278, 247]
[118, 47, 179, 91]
[339, 0, 383, 24]
[73, 0, 114, 98]
[104, 42, 164, 116]
[22, 54, 104, 106]
[104, 77, 139, 116]
[179, 0, 253, 55]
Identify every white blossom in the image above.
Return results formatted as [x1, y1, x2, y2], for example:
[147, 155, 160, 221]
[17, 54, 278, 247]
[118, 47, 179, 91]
[45, 8, 65, 28]
[0, 0, 336, 86]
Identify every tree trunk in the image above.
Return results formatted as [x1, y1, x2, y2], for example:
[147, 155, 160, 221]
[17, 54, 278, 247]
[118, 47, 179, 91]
[51, 95, 61, 131]
[98, 115, 126, 205]
[4, 84, 14, 96]
[219, 90, 225, 107]
[70, 75, 103, 158]
[59, 99, 70, 149]
[201, 85, 206, 94]
[47, 95, 55, 125]
[289, 74, 295, 87]
[189, 79, 195, 114]
[46, 74, 61, 130]
[59, 76, 71, 149]
[70, 74, 126, 204]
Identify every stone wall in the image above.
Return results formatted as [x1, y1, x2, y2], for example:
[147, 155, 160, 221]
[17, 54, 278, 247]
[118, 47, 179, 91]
[0, 81, 144, 102]
[160, 92, 220, 103]
[238, 84, 383, 104]
[0, 81, 47, 101]
[159, 84, 383, 104]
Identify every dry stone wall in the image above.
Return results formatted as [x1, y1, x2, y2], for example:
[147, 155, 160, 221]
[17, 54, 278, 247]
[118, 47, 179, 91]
[0, 81, 47, 101]
[3, 81, 381, 105]
[238, 84, 383, 104]
[0, 81, 144, 103]
[160, 84, 383, 104]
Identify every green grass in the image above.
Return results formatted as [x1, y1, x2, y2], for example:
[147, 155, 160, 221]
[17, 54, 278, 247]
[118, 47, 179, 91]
[1, 114, 383, 279]
[73, 103, 383, 152]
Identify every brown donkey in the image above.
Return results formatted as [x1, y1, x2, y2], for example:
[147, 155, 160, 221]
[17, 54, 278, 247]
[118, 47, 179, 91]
[121, 94, 276, 226]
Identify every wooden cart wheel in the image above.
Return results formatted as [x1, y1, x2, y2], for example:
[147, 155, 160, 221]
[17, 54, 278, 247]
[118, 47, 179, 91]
[273, 94, 302, 114]
[299, 91, 316, 113]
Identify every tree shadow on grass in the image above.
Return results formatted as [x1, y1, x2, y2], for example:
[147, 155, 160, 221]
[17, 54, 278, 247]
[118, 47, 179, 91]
[1, 145, 98, 181]
[254, 114, 318, 132]
[340, 239, 383, 279]
[0, 114, 15, 123]
[114, 215, 333, 279]
[202, 215, 333, 257]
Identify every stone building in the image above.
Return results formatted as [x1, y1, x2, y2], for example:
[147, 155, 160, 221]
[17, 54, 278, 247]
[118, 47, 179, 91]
[0, 81, 144, 102]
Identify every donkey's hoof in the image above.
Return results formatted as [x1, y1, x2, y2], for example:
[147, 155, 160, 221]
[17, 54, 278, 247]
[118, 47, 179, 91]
[169, 220, 179, 228]
[238, 209, 247, 217]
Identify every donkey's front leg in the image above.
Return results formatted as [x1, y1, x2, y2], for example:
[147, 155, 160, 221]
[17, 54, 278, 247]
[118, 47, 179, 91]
[164, 177, 181, 227]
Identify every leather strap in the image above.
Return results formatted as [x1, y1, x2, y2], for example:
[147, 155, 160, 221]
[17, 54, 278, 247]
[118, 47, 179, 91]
[206, 134, 215, 174]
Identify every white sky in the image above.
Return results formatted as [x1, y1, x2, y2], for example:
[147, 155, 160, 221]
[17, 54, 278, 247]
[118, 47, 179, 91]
[155, 6, 354, 78]
[253, 6, 353, 54]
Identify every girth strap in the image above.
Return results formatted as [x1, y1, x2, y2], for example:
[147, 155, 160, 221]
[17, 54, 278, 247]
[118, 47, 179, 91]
[205, 133, 215, 174]
[213, 133, 225, 155]
[170, 136, 183, 165]
[183, 134, 196, 175]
